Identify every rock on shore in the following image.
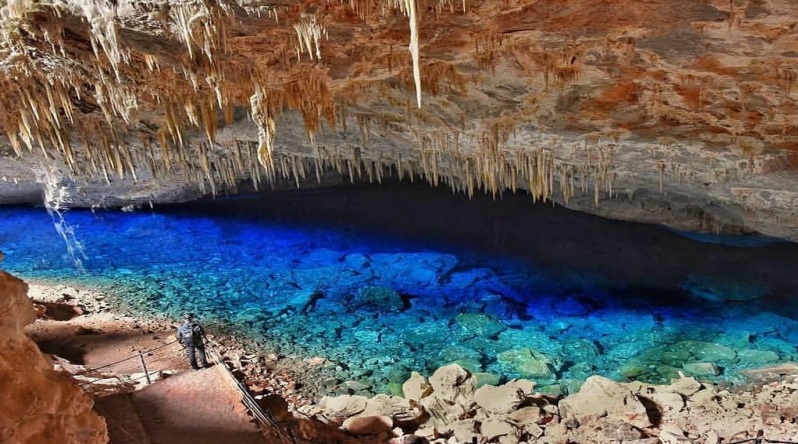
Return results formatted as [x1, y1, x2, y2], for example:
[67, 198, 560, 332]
[307, 363, 798, 444]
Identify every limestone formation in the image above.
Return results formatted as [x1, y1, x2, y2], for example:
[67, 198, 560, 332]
[2, 1, 798, 241]
[0, 271, 107, 444]
[321, 363, 798, 443]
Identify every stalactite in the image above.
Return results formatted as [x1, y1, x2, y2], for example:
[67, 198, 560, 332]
[293, 13, 327, 61]
[250, 86, 276, 176]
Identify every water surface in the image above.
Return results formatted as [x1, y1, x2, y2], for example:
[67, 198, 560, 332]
[2, 181, 798, 395]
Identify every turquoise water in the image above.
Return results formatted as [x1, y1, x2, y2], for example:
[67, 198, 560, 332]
[2, 182, 798, 395]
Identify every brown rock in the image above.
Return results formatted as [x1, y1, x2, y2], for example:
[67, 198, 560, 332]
[342, 415, 393, 435]
[740, 363, 798, 382]
[0, 271, 107, 444]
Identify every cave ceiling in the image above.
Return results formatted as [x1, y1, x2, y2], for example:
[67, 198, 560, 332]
[1, 0, 798, 238]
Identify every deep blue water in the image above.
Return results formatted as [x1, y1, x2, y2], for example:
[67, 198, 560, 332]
[2, 181, 798, 395]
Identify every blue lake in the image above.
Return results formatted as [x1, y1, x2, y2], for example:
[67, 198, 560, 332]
[2, 181, 798, 395]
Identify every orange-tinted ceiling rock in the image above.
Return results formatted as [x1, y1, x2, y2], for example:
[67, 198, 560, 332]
[1, 0, 798, 238]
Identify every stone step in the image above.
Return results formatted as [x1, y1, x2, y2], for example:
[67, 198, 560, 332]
[94, 392, 152, 444]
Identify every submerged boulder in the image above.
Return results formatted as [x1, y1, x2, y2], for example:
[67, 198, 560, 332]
[354, 286, 404, 312]
[496, 348, 561, 380]
[455, 312, 507, 337]
[682, 274, 768, 302]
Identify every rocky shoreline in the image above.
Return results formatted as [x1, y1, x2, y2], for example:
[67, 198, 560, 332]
[18, 277, 798, 444]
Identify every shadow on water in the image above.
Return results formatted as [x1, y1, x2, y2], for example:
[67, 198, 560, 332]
[162, 179, 798, 316]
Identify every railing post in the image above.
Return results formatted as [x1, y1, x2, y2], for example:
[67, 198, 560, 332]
[138, 352, 152, 385]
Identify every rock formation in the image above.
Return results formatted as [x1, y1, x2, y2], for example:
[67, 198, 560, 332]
[1, 0, 798, 239]
[309, 363, 798, 444]
[0, 270, 107, 444]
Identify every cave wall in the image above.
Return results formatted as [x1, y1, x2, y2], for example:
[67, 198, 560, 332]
[0, 270, 107, 444]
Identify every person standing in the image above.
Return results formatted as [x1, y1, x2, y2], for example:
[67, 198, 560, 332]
[176, 313, 207, 370]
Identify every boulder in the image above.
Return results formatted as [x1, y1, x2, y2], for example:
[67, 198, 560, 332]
[473, 372, 501, 387]
[342, 415, 393, 435]
[648, 392, 685, 413]
[450, 419, 478, 444]
[427, 364, 475, 404]
[402, 371, 432, 402]
[508, 406, 542, 425]
[480, 418, 519, 443]
[319, 395, 368, 418]
[497, 348, 560, 380]
[558, 376, 651, 429]
[474, 384, 525, 414]
[666, 377, 702, 397]
[595, 418, 645, 441]
[740, 362, 798, 382]
[354, 286, 404, 312]
[455, 312, 507, 337]
[682, 362, 720, 377]
[474, 379, 536, 414]
[737, 349, 780, 366]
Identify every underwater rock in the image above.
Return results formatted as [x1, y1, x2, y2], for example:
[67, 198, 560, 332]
[682, 362, 721, 377]
[445, 268, 495, 288]
[305, 248, 345, 264]
[496, 348, 560, 380]
[343, 253, 370, 269]
[682, 274, 768, 302]
[559, 376, 651, 429]
[655, 341, 737, 366]
[737, 349, 780, 366]
[561, 339, 601, 363]
[473, 372, 501, 387]
[455, 312, 507, 337]
[496, 329, 561, 357]
[353, 286, 404, 312]
[553, 296, 591, 317]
